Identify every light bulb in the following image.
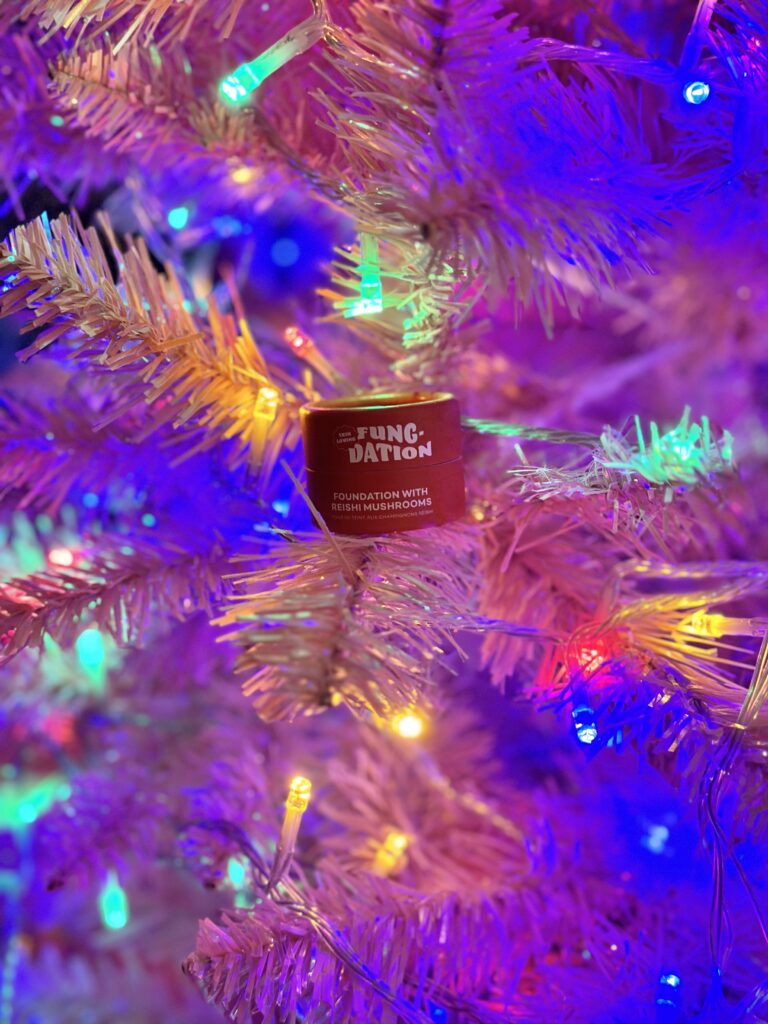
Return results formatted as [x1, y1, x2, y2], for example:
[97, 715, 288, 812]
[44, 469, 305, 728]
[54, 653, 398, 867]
[683, 80, 710, 105]
[286, 775, 312, 812]
[392, 712, 424, 739]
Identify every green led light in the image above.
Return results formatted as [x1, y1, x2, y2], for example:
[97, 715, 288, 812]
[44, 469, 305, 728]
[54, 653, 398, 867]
[343, 234, 383, 318]
[99, 871, 130, 930]
[167, 206, 190, 230]
[75, 628, 107, 690]
[35, 513, 54, 534]
[50, 114, 65, 127]
[0, 776, 71, 830]
[227, 856, 251, 907]
[227, 856, 247, 889]
[220, 64, 260, 103]
[602, 407, 733, 486]
[141, 512, 157, 528]
[218, 14, 324, 106]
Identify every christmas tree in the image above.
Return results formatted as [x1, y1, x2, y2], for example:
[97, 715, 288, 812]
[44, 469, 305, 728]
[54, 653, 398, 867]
[1, 0, 768, 1020]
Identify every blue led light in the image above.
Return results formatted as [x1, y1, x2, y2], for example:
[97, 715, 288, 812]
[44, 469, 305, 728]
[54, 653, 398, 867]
[572, 705, 598, 745]
[167, 206, 190, 230]
[642, 823, 670, 854]
[270, 238, 300, 267]
[683, 81, 710, 105]
[83, 492, 99, 508]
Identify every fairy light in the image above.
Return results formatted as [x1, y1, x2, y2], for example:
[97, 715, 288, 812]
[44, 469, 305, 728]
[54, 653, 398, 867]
[227, 856, 251, 908]
[285, 325, 311, 353]
[392, 711, 425, 739]
[572, 704, 598, 745]
[657, 971, 682, 1010]
[372, 831, 410, 876]
[167, 206, 190, 230]
[659, 973, 680, 988]
[283, 325, 346, 387]
[685, 610, 767, 639]
[575, 645, 606, 675]
[0, 776, 71, 830]
[98, 871, 130, 930]
[219, 14, 325, 104]
[286, 775, 311, 814]
[48, 547, 74, 568]
[227, 856, 247, 888]
[343, 234, 383, 317]
[268, 776, 312, 890]
[603, 408, 733, 486]
[270, 238, 300, 267]
[255, 386, 280, 418]
[75, 628, 107, 687]
[642, 823, 671, 854]
[683, 80, 710, 104]
[230, 165, 257, 185]
[568, 632, 623, 681]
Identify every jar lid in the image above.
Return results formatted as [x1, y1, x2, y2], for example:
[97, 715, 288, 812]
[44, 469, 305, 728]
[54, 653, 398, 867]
[300, 391, 462, 472]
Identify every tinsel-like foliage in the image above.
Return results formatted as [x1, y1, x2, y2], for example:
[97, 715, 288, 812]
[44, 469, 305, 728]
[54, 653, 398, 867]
[1, 0, 768, 1022]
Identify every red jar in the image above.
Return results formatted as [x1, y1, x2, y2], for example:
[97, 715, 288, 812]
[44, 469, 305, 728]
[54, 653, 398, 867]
[300, 392, 465, 535]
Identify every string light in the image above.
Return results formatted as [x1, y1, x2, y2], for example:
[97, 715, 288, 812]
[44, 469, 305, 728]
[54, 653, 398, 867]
[683, 81, 710, 104]
[285, 325, 310, 353]
[643, 823, 670, 855]
[603, 408, 733, 486]
[656, 971, 682, 1010]
[568, 632, 625, 684]
[575, 644, 607, 675]
[255, 386, 280, 417]
[75, 628, 106, 680]
[283, 325, 345, 387]
[0, 776, 71, 830]
[342, 234, 383, 317]
[270, 238, 300, 267]
[572, 704, 598, 745]
[230, 165, 257, 185]
[227, 856, 251, 907]
[167, 206, 190, 231]
[98, 871, 130, 930]
[392, 711, 425, 739]
[372, 831, 410, 876]
[685, 610, 767, 638]
[268, 776, 312, 890]
[48, 547, 74, 568]
[219, 15, 325, 104]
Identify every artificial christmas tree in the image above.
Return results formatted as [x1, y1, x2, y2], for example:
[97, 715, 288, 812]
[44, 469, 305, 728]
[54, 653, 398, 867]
[1, 1, 768, 1021]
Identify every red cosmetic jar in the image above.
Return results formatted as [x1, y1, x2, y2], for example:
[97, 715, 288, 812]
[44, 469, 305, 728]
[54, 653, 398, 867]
[300, 392, 465, 535]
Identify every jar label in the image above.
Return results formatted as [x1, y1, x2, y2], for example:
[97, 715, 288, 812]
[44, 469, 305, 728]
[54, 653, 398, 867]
[301, 393, 465, 535]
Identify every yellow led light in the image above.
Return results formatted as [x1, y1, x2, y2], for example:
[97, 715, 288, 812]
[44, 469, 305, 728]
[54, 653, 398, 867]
[230, 165, 257, 185]
[372, 830, 410, 876]
[687, 611, 727, 637]
[286, 775, 312, 812]
[256, 386, 280, 416]
[392, 712, 424, 739]
[386, 831, 408, 852]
